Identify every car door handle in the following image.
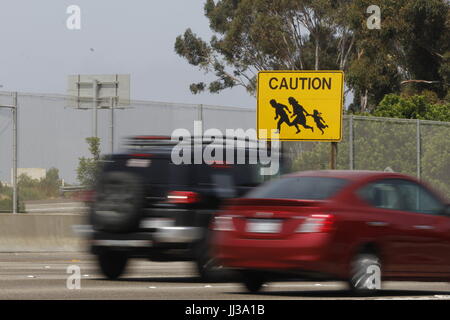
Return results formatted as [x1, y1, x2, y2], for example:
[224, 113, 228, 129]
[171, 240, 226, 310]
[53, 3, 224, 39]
[367, 221, 389, 227]
[413, 225, 434, 230]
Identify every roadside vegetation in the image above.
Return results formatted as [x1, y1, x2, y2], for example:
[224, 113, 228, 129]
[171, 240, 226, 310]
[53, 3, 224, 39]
[0, 168, 63, 212]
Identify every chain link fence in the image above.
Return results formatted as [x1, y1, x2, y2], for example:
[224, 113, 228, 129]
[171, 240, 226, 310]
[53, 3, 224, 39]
[286, 116, 450, 198]
[0, 91, 449, 207]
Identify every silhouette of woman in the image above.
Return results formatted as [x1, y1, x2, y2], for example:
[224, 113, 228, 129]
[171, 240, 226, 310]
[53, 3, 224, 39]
[311, 109, 329, 134]
[270, 99, 292, 133]
[288, 97, 314, 134]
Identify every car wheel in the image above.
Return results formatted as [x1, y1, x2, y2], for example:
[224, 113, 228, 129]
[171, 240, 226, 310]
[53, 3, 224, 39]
[194, 235, 223, 282]
[240, 271, 266, 293]
[196, 253, 221, 282]
[348, 253, 381, 295]
[97, 251, 128, 280]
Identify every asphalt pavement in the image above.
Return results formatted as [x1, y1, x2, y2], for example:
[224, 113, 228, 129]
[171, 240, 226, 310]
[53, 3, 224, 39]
[1, 252, 450, 300]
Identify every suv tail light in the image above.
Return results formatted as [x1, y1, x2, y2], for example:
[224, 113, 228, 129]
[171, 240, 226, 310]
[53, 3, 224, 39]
[166, 191, 200, 204]
[296, 214, 335, 233]
[212, 215, 235, 232]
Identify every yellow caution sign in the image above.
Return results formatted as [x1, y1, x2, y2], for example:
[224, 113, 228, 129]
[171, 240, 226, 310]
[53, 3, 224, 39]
[257, 71, 344, 141]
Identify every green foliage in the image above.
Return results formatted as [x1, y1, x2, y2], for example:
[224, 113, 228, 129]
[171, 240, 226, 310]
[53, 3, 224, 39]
[373, 94, 450, 121]
[421, 127, 450, 197]
[175, 0, 355, 95]
[17, 168, 62, 201]
[0, 168, 62, 212]
[176, 0, 450, 110]
[77, 137, 101, 187]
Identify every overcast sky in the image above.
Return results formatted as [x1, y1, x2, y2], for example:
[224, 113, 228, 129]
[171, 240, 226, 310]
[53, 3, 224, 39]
[0, 0, 256, 107]
[0, 1, 352, 183]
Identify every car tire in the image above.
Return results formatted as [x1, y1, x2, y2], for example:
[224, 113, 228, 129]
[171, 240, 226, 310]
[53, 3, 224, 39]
[240, 271, 266, 293]
[91, 171, 145, 233]
[195, 252, 221, 282]
[194, 233, 223, 282]
[348, 253, 381, 295]
[97, 251, 128, 280]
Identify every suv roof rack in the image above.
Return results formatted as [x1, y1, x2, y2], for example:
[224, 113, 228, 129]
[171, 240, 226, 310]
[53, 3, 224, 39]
[123, 135, 265, 148]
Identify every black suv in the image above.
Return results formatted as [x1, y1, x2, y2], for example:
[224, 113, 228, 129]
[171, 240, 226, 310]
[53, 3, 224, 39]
[79, 135, 282, 280]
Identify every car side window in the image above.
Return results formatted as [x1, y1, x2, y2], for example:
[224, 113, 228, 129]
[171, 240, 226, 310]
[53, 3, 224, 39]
[358, 180, 402, 210]
[393, 180, 443, 215]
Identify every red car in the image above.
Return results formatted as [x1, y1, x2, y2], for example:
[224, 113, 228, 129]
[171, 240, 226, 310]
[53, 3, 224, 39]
[211, 170, 450, 294]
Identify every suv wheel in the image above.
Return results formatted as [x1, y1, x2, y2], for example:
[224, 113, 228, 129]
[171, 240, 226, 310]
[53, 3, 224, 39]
[348, 253, 381, 295]
[240, 271, 266, 293]
[97, 251, 128, 280]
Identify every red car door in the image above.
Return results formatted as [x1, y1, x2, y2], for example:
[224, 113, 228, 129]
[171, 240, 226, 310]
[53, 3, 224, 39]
[355, 178, 449, 277]
[391, 179, 450, 277]
[355, 179, 408, 274]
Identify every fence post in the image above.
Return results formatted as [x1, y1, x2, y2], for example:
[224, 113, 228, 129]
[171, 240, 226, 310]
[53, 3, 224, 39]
[12, 92, 18, 214]
[416, 119, 421, 179]
[198, 104, 203, 134]
[109, 97, 114, 154]
[349, 115, 354, 170]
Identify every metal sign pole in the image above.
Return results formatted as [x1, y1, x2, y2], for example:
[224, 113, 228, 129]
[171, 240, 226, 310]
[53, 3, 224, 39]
[92, 80, 98, 138]
[330, 141, 337, 170]
[110, 97, 114, 154]
[12, 92, 18, 214]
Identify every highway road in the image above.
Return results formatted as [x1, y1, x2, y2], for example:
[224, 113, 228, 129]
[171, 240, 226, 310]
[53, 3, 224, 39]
[1, 252, 450, 300]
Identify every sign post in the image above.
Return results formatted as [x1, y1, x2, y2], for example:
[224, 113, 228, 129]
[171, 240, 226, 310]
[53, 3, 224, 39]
[257, 70, 344, 169]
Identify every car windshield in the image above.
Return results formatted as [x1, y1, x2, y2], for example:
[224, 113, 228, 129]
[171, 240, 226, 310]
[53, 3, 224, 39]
[245, 176, 349, 200]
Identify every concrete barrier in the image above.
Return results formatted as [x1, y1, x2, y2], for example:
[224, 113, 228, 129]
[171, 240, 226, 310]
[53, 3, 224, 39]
[0, 213, 87, 252]
[24, 199, 87, 214]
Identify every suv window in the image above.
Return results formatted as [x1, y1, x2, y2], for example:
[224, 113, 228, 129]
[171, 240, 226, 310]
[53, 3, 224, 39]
[246, 176, 349, 200]
[358, 180, 402, 210]
[195, 163, 264, 187]
[394, 180, 443, 215]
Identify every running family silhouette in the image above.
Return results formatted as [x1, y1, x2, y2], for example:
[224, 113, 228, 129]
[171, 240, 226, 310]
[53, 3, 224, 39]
[270, 97, 328, 135]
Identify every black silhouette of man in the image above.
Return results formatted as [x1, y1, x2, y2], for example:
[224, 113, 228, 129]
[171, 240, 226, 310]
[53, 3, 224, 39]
[288, 97, 314, 134]
[311, 109, 329, 134]
[270, 99, 291, 133]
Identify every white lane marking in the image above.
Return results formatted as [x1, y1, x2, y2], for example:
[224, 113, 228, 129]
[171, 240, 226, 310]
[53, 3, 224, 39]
[140, 283, 339, 290]
[270, 283, 338, 288]
[375, 296, 450, 300]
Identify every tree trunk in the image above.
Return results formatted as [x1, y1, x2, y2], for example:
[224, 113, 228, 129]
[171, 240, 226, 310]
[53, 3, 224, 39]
[360, 89, 368, 112]
[315, 38, 319, 70]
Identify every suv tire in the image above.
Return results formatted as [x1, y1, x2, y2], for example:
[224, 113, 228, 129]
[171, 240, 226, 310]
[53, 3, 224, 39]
[240, 270, 266, 293]
[97, 251, 128, 280]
